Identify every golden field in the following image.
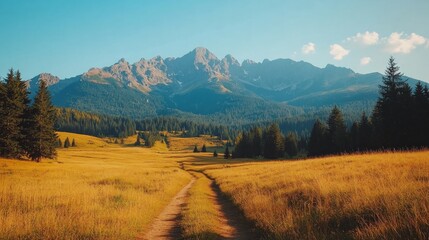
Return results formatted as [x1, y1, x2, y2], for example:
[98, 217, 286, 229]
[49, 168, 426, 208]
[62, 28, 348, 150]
[1, 131, 429, 240]
[0, 132, 191, 240]
[203, 151, 429, 239]
[180, 171, 221, 239]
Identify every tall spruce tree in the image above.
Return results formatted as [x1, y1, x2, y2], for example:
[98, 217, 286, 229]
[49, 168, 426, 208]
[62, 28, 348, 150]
[358, 112, 372, 151]
[349, 122, 359, 152]
[26, 80, 57, 161]
[372, 57, 410, 149]
[251, 127, 263, 157]
[412, 82, 429, 147]
[0, 69, 30, 158]
[284, 132, 298, 157]
[327, 106, 347, 154]
[224, 146, 230, 159]
[308, 119, 327, 157]
[263, 123, 284, 159]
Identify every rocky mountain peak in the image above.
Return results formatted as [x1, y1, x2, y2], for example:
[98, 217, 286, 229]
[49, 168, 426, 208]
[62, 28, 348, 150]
[222, 54, 240, 66]
[189, 47, 219, 64]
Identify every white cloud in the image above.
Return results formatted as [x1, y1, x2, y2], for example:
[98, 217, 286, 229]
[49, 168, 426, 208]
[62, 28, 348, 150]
[347, 31, 379, 45]
[330, 44, 350, 60]
[302, 42, 316, 54]
[386, 32, 426, 54]
[360, 57, 371, 65]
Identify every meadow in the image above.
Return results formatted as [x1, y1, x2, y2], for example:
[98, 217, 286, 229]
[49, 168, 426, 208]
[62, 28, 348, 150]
[203, 151, 429, 239]
[1, 132, 429, 240]
[0, 132, 191, 240]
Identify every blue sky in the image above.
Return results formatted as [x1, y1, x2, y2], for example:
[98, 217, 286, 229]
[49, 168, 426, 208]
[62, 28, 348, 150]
[1, 0, 428, 81]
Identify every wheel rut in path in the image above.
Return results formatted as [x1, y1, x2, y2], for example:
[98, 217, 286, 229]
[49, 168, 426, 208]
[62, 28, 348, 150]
[136, 178, 195, 240]
[201, 172, 258, 240]
[137, 169, 259, 239]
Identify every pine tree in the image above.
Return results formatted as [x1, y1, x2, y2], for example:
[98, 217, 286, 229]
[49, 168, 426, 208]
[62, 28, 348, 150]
[26, 80, 57, 161]
[135, 134, 141, 146]
[263, 123, 284, 159]
[71, 139, 76, 147]
[193, 145, 199, 153]
[213, 149, 218, 157]
[251, 127, 263, 157]
[201, 144, 207, 152]
[327, 106, 347, 154]
[64, 137, 70, 148]
[57, 138, 63, 148]
[412, 82, 429, 147]
[0, 69, 30, 158]
[308, 119, 327, 157]
[284, 132, 298, 157]
[358, 112, 372, 151]
[372, 57, 410, 149]
[224, 146, 230, 159]
[349, 122, 359, 152]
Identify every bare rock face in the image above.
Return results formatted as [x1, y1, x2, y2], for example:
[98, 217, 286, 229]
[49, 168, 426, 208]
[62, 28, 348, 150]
[25, 73, 60, 95]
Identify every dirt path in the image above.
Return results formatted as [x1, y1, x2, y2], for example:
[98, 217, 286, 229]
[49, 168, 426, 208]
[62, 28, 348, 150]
[137, 170, 257, 240]
[204, 174, 257, 239]
[136, 178, 195, 240]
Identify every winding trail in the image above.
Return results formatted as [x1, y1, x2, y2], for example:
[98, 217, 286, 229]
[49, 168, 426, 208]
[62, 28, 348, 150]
[136, 178, 195, 240]
[137, 161, 257, 239]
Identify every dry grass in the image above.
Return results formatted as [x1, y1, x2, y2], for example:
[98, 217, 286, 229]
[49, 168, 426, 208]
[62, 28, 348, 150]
[204, 151, 429, 239]
[57, 131, 112, 148]
[169, 135, 224, 151]
[0, 132, 191, 240]
[2, 132, 428, 240]
[180, 171, 221, 240]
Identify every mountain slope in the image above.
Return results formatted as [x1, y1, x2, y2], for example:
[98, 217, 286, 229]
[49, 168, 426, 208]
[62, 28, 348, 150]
[25, 47, 426, 123]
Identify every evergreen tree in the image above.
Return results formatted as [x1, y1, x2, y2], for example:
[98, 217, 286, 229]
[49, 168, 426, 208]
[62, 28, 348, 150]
[412, 82, 429, 147]
[358, 112, 372, 151]
[193, 145, 199, 153]
[71, 138, 76, 147]
[64, 137, 70, 148]
[201, 144, 207, 152]
[349, 122, 359, 152]
[26, 80, 57, 161]
[134, 134, 141, 146]
[0, 69, 30, 158]
[263, 123, 284, 159]
[372, 57, 410, 149]
[213, 149, 218, 157]
[57, 138, 62, 148]
[251, 127, 263, 157]
[308, 119, 327, 157]
[284, 132, 298, 157]
[224, 146, 230, 159]
[327, 106, 347, 154]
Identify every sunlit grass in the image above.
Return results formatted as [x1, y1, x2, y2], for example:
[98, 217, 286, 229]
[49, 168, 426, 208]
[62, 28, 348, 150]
[204, 151, 429, 239]
[0, 132, 191, 240]
[180, 171, 221, 239]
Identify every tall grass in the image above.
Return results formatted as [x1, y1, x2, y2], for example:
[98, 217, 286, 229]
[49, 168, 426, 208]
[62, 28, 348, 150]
[180, 172, 222, 239]
[206, 151, 429, 239]
[0, 133, 191, 240]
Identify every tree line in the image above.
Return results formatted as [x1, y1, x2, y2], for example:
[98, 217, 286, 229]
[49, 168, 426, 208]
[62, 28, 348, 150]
[0, 70, 57, 161]
[234, 124, 301, 159]
[308, 57, 429, 156]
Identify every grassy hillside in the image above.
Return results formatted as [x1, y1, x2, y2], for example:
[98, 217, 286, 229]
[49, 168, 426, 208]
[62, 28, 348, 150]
[201, 151, 429, 239]
[0, 132, 191, 239]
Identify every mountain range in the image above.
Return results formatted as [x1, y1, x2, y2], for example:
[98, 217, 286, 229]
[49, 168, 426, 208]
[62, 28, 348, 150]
[26, 47, 423, 123]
